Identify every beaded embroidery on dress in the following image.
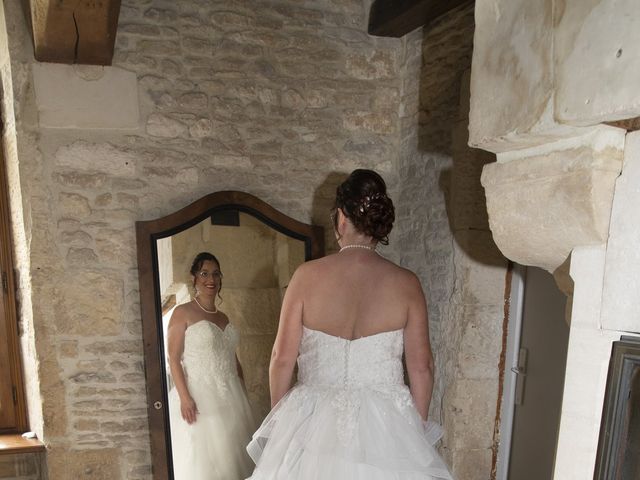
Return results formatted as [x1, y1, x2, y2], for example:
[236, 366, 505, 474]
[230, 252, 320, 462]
[246, 325, 454, 479]
[168, 321, 255, 480]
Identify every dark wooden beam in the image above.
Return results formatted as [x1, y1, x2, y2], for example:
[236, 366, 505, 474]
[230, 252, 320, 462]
[369, 0, 473, 38]
[29, 0, 121, 65]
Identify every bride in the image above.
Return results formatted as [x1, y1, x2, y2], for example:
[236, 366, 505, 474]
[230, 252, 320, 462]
[247, 169, 454, 479]
[167, 252, 255, 479]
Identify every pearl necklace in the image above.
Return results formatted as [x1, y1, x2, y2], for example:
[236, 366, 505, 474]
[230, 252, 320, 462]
[339, 244, 376, 252]
[194, 296, 218, 314]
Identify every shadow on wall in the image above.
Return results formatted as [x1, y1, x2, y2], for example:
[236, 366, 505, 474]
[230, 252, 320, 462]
[311, 171, 350, 254]
[411, 4, 510, 478]
[416, 3, 501, 266]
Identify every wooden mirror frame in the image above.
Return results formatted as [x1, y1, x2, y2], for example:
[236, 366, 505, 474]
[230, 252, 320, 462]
[135, 191, 324, 480]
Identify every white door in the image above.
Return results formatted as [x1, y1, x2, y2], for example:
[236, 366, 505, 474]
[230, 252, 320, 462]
[496, 266, 570, 480]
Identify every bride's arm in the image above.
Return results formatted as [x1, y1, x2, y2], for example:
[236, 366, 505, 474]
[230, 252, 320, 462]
[403, 273, 435, 421]
[269, 266, 305, 408]
[167, 308, 198, 424]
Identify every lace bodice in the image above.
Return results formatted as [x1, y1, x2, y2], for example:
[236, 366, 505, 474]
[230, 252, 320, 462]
[182, 320, 239, 389]
[297, 326, 404, 388]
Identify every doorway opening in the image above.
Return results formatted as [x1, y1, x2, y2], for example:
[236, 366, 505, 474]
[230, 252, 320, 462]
[496, 265, 570, 480]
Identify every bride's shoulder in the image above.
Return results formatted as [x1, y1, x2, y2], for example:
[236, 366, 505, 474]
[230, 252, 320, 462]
[290, 257, 324, 279]
[381, 262, 422, 289]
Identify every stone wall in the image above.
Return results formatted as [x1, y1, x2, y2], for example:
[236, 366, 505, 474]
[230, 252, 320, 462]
[394, 5, 507, 479]
[1, 0, 402, 478]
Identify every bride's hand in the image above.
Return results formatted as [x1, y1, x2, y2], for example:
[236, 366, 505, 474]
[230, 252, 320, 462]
[180, 396, 198, 424]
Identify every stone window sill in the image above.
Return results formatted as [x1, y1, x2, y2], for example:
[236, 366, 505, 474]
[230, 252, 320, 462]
[0, 434, 45, 455]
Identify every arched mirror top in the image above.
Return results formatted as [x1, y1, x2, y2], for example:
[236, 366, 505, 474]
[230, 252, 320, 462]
[138, 191, 324, 258]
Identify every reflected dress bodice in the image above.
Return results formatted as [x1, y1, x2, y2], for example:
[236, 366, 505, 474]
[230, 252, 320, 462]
[182, 320, 239, 397]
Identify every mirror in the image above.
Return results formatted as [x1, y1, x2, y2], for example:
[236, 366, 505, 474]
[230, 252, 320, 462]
[136, 191, 324, 480]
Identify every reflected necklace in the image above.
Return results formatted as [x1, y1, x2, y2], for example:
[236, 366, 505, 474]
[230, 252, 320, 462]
[194, 296, 218, 314]
[339, 244, 376, 252]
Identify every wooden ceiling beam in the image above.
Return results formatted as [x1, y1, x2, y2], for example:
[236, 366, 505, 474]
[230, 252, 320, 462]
[368, 0, 473, 38]
[29, 0, 121, 65]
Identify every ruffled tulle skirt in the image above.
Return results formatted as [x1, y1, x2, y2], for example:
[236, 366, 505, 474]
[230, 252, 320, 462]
[246, 384, 454, 479]
[169, 376, 256, 480]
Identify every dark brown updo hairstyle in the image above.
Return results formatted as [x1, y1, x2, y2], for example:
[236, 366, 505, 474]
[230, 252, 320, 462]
[190, 252, 223, 300]
[333, 169, 395, 245]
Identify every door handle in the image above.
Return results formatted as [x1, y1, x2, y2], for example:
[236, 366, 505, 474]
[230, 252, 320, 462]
[513, 348, 528, 405]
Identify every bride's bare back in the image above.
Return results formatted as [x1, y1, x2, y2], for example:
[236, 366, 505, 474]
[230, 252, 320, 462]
[299, 250, 419, 339]
[271, 248, 433, 416]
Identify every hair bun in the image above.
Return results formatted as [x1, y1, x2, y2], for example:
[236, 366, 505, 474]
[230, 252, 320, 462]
[334, 169, 395, 245]
[357, 193, 394, 244]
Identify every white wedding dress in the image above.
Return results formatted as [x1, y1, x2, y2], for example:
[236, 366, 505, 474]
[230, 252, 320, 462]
[246, 325, 454, 479]
[169, 321, 255, 480]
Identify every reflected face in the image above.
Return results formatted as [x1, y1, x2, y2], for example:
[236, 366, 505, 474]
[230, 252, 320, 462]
[193, 260, 222, 298]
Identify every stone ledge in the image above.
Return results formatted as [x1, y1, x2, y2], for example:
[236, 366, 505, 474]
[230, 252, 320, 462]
[480, 127, 625, 271]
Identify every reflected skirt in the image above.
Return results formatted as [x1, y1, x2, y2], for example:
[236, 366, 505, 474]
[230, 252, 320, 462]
[169, 376, 255, 480]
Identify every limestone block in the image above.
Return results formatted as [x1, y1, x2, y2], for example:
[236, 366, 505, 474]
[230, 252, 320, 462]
[140, 165, 198, 186]
[188, 118, 213, 138]
[53, 271, 124, 335]
[555, 0, 640, 125]
[32, 63, 139, 129]
[469, 0, 582, 152]
[451, 448, 493, 480]
[237, 333, 276, 420]
[444, 379, 498, 449]
[223, 287, 281, 335]
[54, 171, 108, 189]
[66, 247, 99, 266]
[95, 229, 137, 266]
[39, 357, 67, 438]
[343, 110, 395, 135]
[480, 126, 624, 271]
[58, 340, 79, 358]
[146, 113, 188, 137]
[178, 92, 208, 109]
[60, 230, 93, 246]
[601, 131, 640, 333]
[58, 192, 91, 218]
[281, 89, 306, 109]
[453, 231, 508, 305]
[48, 447, 121, 480]
[345, 50, 396, 80]
[457, 304, 503, 380]
[55, 141, 137, 177]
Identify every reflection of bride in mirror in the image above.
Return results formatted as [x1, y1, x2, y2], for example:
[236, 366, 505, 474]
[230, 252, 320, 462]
[167, 252, 255, 479]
